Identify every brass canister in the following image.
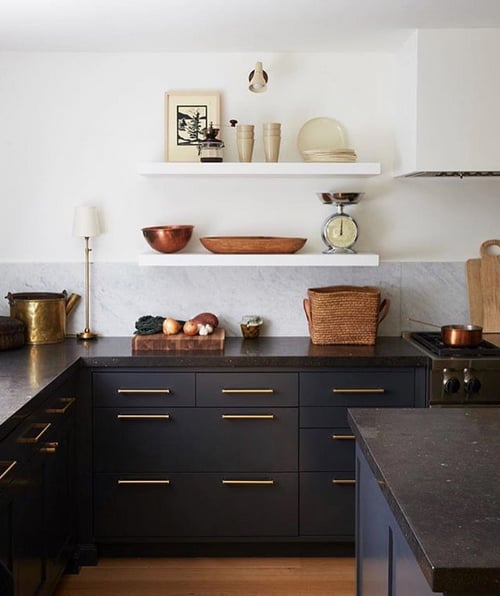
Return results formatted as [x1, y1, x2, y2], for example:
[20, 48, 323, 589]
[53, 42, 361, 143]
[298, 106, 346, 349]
[6, 292, 80, 345]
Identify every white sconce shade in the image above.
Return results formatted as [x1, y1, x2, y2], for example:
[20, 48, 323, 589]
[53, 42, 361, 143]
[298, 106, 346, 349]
[248, 61, 268, 93]
[73, 206, 102, 238]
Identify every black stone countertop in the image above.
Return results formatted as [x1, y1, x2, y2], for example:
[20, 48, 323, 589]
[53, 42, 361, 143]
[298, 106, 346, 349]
[349, 408, 500, 594]
[0, 335, 427, 436]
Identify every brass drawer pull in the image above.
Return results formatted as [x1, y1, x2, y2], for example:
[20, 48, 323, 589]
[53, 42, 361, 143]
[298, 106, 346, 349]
[222, 480, 274, 486]
[221, 389, 274, 394]
[332, 434, 355, 440]
[117, 389, 171, 395]
[46, 397, 76, 414]
[332, 479, 356, 485]
[332, 388, 385, 394]
[18, 422, 52, 444]
[0, 461, 16, 481]
[221, 414, 274, 420]
[117, 414, 170, 420]
[40, 442, 59, 454]
[118, 479, 170, 485]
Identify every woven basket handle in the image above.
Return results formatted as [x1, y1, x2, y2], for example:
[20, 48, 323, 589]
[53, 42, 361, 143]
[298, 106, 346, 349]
[303, 298, 312, 329]
[378, 298, 390, 325]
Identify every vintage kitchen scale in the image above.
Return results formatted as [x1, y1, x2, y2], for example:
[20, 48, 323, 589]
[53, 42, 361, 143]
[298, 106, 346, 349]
[317, 192, 364, 254]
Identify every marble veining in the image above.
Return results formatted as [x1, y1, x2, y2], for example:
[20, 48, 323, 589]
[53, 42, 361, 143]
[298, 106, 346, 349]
[0, 261, 467, 337]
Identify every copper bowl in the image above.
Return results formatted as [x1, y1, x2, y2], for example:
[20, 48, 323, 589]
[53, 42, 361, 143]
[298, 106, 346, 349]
[142, 225, 194, 253]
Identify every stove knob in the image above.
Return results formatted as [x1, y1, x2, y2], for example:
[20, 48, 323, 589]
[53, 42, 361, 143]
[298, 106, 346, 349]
[443, 377, 461, 394]
[464, 377, 481, 394]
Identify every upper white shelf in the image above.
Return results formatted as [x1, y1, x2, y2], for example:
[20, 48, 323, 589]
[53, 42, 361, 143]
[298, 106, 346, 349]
[138, 252, 380, 267]
[137, 162, 381, 177]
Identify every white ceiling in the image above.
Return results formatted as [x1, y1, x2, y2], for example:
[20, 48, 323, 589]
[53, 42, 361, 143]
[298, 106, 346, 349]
[1, 0, 500, 52]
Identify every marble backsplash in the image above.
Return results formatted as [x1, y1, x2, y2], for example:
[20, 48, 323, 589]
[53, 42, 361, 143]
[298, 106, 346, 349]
[0, 262, 469, 338]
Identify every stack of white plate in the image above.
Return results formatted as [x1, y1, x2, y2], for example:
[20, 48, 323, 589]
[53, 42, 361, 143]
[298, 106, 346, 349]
[297, 117, 357, 162]
[301, 148, 357, 162]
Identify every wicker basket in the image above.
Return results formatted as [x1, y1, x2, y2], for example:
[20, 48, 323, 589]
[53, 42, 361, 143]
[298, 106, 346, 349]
[303, 285, 389, 345]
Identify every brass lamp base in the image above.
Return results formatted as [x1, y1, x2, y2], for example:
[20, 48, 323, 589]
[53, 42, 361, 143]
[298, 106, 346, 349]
[77, 329, 98, 340]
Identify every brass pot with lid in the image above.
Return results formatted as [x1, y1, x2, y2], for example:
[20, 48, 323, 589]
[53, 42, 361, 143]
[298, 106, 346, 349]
[6, 291, 80, 344]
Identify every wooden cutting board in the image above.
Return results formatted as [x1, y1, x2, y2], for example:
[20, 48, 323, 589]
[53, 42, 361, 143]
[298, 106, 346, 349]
[132, 327, 225, 352]
[466, 240, 500, 331]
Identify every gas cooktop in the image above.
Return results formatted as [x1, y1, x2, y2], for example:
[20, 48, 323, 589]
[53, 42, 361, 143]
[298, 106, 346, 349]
[410, 332, 500, 358]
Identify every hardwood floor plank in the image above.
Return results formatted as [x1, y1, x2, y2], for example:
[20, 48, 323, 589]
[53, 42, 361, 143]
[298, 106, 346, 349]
[56, 557, 355, 596]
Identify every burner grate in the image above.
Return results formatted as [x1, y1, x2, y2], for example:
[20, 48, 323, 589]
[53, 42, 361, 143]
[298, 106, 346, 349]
[411, 332, 500, 357]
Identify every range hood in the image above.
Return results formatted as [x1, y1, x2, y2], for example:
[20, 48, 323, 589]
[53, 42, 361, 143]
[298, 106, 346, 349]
[394, 29, 500, 178]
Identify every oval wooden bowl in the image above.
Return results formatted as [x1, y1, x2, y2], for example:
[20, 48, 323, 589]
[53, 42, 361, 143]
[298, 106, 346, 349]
[199, 236, 307, 254]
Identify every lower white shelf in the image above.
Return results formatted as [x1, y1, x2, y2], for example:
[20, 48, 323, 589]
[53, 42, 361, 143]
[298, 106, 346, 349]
[138, 252, 380, 267]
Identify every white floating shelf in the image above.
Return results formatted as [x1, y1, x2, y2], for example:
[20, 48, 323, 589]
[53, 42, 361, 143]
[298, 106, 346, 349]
[138, 252, 380, 267]
[137, 162, 381, 177]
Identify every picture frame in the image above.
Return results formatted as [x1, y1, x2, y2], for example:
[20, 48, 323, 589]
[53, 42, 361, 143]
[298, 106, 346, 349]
[164, 91, 221, 162]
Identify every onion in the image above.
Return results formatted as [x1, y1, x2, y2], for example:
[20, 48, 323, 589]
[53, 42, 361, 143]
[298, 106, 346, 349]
[162, 317, 182, 335]
[183, 320, 199, 336]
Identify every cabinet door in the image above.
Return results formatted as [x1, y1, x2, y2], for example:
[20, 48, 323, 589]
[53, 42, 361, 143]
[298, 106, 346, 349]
[300, 428, 355, 471]
[42, 407, 76, 593]
[0, 465, 15, 596]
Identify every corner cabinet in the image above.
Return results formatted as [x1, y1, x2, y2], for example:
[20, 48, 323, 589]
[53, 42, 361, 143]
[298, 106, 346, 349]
[137, 161, 382, 267]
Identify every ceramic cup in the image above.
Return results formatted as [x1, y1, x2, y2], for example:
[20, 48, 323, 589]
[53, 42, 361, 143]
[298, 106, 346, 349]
[237, 124, 255, 162]
[263, 123, 281, 162]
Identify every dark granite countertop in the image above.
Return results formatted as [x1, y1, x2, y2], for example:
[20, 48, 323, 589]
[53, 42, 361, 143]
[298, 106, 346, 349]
[0, 335, 427, 438]
[349, 408, 500, 594]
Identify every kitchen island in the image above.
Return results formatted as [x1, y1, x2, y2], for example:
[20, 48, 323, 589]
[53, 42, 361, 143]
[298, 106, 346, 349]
[349, 408, 500, 596]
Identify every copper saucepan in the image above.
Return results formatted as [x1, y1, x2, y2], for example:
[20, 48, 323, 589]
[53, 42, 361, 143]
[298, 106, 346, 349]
[409, 318, 483, 347]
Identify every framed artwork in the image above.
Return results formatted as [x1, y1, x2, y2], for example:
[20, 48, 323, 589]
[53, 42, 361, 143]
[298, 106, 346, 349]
[164, 91, 221, 162]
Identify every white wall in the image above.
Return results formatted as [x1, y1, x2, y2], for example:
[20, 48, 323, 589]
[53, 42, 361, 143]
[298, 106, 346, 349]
[1, 48, 499, 265]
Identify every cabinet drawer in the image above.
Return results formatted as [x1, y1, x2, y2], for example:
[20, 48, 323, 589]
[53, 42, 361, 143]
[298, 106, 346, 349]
[196, 372, 298, 407]
[300, 370, 415, 407]
[300, 472, 355, 537]
[93, 372, 195, 407]
[94, 407, 298, 472]
[300, 407, 349, 428]
[95, 472, 298, 538]
[300, 428, 355, 471]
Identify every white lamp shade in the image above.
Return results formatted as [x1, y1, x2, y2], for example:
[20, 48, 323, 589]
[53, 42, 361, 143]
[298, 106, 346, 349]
[73, 206, 102, 238]
[249, 61, 268, 93]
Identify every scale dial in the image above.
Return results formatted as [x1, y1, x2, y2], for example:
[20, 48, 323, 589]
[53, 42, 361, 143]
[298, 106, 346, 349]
[322, 213, 358, 253]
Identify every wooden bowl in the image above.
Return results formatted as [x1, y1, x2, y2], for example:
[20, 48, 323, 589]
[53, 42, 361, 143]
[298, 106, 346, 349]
[199, 236, 307, 254]
[142, 225, 194, 253]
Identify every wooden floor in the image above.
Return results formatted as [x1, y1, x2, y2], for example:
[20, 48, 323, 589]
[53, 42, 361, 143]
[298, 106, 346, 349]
[55, 557, 356, 596]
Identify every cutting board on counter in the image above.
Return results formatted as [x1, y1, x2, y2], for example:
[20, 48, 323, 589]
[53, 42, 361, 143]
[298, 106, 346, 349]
[132, 327, 225, 352]
[466, 240, 500, 331]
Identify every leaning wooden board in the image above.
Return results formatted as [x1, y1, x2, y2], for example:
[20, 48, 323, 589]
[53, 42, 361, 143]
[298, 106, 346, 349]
[132, 327, 225, 351]
[466, 240, 500, 331]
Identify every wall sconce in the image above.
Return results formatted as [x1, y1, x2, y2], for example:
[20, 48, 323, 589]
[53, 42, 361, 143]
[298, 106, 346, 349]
[248, 61, 268, 93]
[72, 205, 102, 340]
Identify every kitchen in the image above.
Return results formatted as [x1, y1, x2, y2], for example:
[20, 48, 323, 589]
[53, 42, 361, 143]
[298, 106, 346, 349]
[2, 1, 500, 595]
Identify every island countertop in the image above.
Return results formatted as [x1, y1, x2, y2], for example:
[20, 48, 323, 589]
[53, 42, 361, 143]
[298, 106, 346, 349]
[0, 335, 427, 437]
[349, 407, 500, 594]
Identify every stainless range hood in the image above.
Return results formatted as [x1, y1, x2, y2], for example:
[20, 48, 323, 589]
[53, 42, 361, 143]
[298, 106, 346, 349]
[403, 171, 500, 178]
[394, 30, 500, 179]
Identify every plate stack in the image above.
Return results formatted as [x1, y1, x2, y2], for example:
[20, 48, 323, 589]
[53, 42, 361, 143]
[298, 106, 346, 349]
[301, 148, 357, 162]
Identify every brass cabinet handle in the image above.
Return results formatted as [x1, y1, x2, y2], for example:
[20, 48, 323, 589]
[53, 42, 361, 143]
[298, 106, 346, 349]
[18, 422, 52, 444]
[40, 442, 59, 454]
[221, 389, 274, 394]
[118, 479, 170, 485]
[332, 479, 356, 485]
[221, 414, 275, 420]
[332, 434, 355, 440]
[117, 389, 171, 395]
[0, 461, 16, 481]
[117, 414, 170, 420]
[332, 388, 385, 394]
[222, 480, 274, 486]
[46, 397, 76, 414]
